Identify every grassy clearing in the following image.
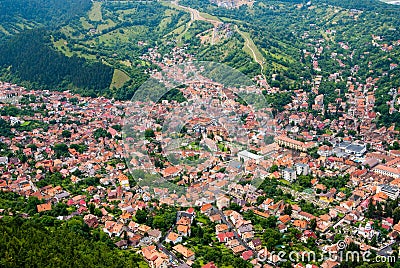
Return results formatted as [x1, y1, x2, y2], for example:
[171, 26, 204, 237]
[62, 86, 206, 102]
[0, 25, 10, 35]
[89, 2, 103, 22]
[80, 17, 93, 30]
[236, 27, 265, 64]
[110, 69, 130, 89]
[120, 60, 132, 67]
[53, 38, 74, 57]
[97, 19, 116, 32]
[199, 12, 221, 22]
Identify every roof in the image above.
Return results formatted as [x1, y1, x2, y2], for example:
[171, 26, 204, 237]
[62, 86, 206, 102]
[201, 203, 213, 212]
[172, 244, 195, 258]
[37, 203, 52, 212]
[238, 150, 263, 160]
[279, 215, 291, 224]
[379, 184, 400, 194]
[166, 232, 180, 242]
[202, 262, 217, 268]
[241, 250, 253, 260]
[177, 224, 190, 234]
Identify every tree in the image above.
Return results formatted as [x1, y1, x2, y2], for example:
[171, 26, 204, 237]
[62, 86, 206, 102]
[229, 202, 241, 212]
[144, 128, 155, 139]
[310, 218, 317, 231]
[266, 237, 276, 250]
[93, 128, 111, 139]
[53, 143, 69, 158]
[370, 236, 377, 247]
[284, 205, 292, 216]
[393, 207, 400, 223]
[135, 209, 148, 224]
[269, 165, 279, 173]
[61, 130, 71, 138]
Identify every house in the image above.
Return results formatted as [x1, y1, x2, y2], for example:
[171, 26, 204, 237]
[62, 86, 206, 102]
[83, 214, 99, 228]
[241, 250, 253, 261]
[112, 223, 125, 237]
[209, 213, 222, 223]
[172, 244, 195, 261]
[200, 203, 213, 215]
[165, 232, 182, 244]
[249, 238, 262, 250]
[148, 229, 162, 242]
[318, 145, 333, 157]
[217, 232, 234, 243]
[216, 224, 229, 234]
[237, 224, 253, 235]
[202, 262, 217, 268]
[162, 166, 181, 179]
[142, 245, 169, 268]
[321, 259, 340, 268]
[278, 215, 291, 224]
[138, 225, 152, 235]
[216, 195, 230, 210]
[177, 224, 191, 237]
[293, 220, 308, 230]
[241, 231, 254, 241]
[0, 156, 8, 165]
[298, 211, 316, 221]
[373, 165, 400, 179]
[226, 239, 240, 248]
[232, 245, 246, 254]
[278, 224, 287, 233]
[37, 202, 52, 213]
[275, 135, 315, 152]
[129, 234, 142, 247]
[177, 216, 191, 226]
[177, 210, 195, 223]
[115, 240, 128, 249]
[260, 198, 274, 211]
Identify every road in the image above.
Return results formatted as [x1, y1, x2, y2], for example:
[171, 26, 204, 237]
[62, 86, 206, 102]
[171, 1, 222, 27]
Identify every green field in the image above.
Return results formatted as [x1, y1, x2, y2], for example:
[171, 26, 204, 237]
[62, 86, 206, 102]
[88, 2, 103, 22]
[199, 12, 221, 22]
[235, 27, 265, 64]
[110, 69, 131, 89]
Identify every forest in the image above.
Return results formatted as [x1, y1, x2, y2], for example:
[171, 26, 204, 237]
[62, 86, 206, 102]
[0, 30, 114, 95]
[0, 0, 91, 37]
[0, 216, 147, 268]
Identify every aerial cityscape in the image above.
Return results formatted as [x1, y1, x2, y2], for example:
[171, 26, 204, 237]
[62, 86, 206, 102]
[0, 0, 400, 267]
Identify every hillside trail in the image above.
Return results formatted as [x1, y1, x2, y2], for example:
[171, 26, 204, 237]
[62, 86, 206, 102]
[171, 0, 267, 82]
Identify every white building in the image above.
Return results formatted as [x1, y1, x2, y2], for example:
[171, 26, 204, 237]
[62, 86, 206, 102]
[376, 184, 400, 200]
[282, 168, 297, 182]
[373, 165, 400, 179]
[238, 150, 263, 164]
[295, 163, 309, 176]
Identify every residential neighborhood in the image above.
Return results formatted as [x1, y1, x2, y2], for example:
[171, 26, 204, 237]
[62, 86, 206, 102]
[1, 23, 400, 268]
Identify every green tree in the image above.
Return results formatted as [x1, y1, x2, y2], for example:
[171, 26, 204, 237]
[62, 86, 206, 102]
[61, 130, 71, 138]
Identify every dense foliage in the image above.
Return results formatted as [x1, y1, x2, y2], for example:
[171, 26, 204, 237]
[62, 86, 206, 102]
[0, 216, 146, 268]
[0, 0, 92, 38]
[0, 30, 113, 94]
